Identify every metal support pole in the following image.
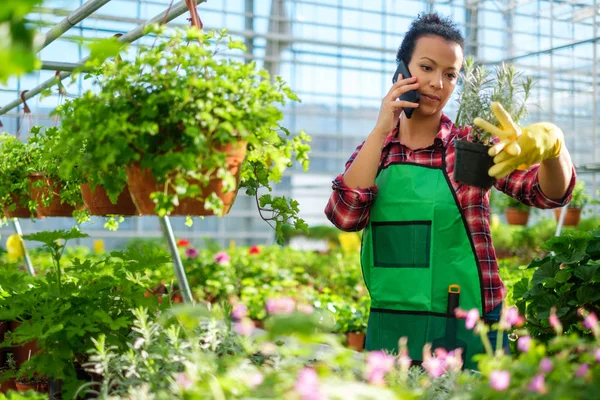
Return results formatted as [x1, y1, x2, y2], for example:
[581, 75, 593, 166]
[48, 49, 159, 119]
[159, 216, 194, 304]
[39, 0, 112, 50]
[554, 206, 568, 237]
[0, 0, 206, 116]
[12, 219, 35, 276]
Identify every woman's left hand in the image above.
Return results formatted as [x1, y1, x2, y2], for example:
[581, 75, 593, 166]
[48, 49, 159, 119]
[474, 102, 564, 179]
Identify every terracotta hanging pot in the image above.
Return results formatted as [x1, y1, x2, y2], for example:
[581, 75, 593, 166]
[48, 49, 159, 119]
[28, 174, 80, 217]
[554, 207, 582, 227]
[504, 208, 530, 226]
[80, 183, 138, 216]
[3, 194, 35, 219]
[126, 141, 247, 216]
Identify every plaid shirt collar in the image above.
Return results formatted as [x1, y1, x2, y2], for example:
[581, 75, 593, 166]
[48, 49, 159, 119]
[384, 113, 457, 149]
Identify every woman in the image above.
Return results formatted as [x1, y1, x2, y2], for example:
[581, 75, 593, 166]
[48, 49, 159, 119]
[324, 13, 576, 368]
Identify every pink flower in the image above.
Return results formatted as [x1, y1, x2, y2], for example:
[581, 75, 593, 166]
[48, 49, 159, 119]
[518, 336, 532, 353]
[397, 354, 412, 372]
[489, 370, 510, 391]
[366, 351, 395, 386]
[528, 374, 547, 394]
[265, 297, 296, 315]
[234, 318, 254, 336]
[576, 363, 589, 378]
[243, 372, 264, 388]
[500, 306, 525, 329]
[176, 372, 194, 390]
[466, 308, 480, 330]
[549, 307, 563, 334]
[584, 312, 598, 331]
[539, 358, 553, 373]
[213, 251, 230, 264]
[232, 303, 248, 320]
[295, 368, 323, 400]
[423, 356, 445, 378]
[595, 348, 600, 363]
[444, 349, 463, 372]
[297, 304, 314, 314]
[185, 247, 199, 259]
[421, 344, 445, 379]
[454, 307, 467, 318]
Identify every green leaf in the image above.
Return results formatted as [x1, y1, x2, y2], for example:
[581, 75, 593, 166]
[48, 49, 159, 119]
[23, 228, 89, 246]
[85, 37, 129, 66]
[555, 269, 572, 283]
[512, 278, 530, 300]
[576, 285, 600, 304]
[574, 263, 599, 283]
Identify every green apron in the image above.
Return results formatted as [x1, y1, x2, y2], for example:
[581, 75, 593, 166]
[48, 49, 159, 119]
[361, 159, 485, 370]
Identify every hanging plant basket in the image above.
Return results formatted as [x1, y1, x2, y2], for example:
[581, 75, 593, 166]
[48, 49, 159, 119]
[126, 142, 247, 216]
[554, 207, 582, 226]
[29, 174, 78, 217]
[3, 194, 35, 219]
[505, 207, 530, 226]
[453, 139, 495, 189]
[80, 183, 138, 216]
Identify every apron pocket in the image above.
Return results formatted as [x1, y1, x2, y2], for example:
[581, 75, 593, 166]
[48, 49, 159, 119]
[372, 221, 432, 268]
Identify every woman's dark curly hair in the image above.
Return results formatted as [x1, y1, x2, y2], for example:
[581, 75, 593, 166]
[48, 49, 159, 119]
[396, 13, 464, 65]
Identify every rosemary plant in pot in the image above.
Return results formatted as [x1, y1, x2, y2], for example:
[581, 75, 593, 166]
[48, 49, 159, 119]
[454, 58, 533, 189]
[57, 25, 310, 243]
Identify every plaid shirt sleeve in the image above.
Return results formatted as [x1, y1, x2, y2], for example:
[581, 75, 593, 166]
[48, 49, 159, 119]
[494, 163, 577, 209]
[324, 141, 379, 231]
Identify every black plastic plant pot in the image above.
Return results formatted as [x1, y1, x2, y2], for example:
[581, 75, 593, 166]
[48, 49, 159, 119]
[453, 138, 495, 189]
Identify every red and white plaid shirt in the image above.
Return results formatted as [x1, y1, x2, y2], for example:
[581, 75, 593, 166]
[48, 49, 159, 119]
[324, 114, 576, 314]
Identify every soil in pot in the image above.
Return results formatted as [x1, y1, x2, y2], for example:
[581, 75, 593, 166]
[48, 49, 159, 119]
[554, 207, 582, 226]
[346, 332, 366, 352]
[80, 183, 138, 216]
[29, 174, 78, 217]
[504, 208, 530, 226]
[126, 142, 247, 216]
[453, 139, 495, 189]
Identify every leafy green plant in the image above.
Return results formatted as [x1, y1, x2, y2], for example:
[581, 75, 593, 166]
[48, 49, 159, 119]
[54, 25, 310, 244]
[569, 181, 590, 209]
[455, 57, 533, 144]
[0, 127, 87, 223]
[514, 230, 600, 343]
[0, 229, 171, 398]
[27, 125, 87, 222]
[0, 133, 35, 219]
[0, 0, 42, 83]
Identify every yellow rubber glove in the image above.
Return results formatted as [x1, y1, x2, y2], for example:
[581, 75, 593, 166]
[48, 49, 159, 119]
[473, 102, 564, 179]
[6, 234, 25, 262]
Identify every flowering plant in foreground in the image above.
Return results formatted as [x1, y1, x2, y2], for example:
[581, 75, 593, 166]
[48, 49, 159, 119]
[78, 298, 600, 400]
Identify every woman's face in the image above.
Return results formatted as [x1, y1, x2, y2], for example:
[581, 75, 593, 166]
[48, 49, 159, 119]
[407, 35, 464, 118]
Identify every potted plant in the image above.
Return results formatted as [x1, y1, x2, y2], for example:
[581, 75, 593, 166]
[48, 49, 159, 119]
[500, 194, 531, 226]
[454, 58, 533, 189]
[27, 126, 88, 222]
[0, 353, 17, 393]
[56, 25, 310, 243]
[554, 181, 589, 226]
[0, 134, 37, 220]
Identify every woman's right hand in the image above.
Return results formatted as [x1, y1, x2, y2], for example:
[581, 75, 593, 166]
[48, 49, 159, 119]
[372, 75, 420, 137]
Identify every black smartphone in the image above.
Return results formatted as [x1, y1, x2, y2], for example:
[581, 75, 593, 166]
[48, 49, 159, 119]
[392, 60, 420, 119]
